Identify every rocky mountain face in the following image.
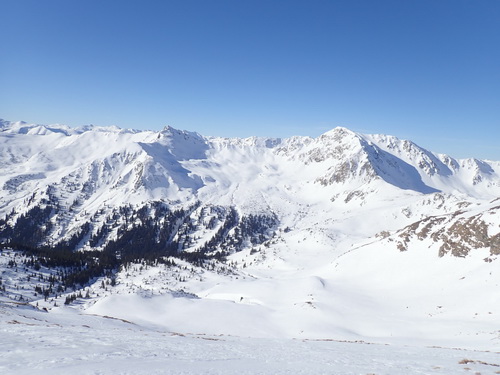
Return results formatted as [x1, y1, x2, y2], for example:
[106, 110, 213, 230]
[393, 198, 500, 258]
[0, 119, 499, 262]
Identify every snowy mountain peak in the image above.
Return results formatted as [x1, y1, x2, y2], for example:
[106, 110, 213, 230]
[321, 126, 358, 138]
[160, 125, 200, 139]
[156, 126, 208, 160]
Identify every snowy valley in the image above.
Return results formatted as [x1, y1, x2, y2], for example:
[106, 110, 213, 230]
[0, 119, 499, 374]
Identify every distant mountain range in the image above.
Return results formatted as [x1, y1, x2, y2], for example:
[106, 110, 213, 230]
[1, 119, 499, 259]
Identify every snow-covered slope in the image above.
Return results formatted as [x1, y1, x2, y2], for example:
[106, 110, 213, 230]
[2, 300, 499, 375]
[1, 119, 499, 363]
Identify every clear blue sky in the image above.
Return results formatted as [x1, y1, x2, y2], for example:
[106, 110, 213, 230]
[1, 0, 499, 159]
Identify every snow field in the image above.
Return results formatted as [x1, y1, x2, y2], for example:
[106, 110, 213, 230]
[1, 303, 499, 375]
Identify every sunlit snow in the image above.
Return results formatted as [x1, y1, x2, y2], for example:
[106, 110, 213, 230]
[1, 120, 499, 374]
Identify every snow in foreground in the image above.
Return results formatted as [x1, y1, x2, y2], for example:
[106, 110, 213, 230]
[1, 242, 499, 374]
[1, 303, 499, 375]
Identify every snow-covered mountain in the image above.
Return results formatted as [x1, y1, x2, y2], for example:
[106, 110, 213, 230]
[1, 119, 499, 361]
[1, 119, 499, 256]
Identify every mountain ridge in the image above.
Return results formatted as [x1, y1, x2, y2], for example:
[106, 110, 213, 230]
[1, 119, 499, 258]
[0, 118, 499, 261]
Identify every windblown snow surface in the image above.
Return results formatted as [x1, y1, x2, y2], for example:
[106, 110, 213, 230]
[0, 120, 499, 374]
